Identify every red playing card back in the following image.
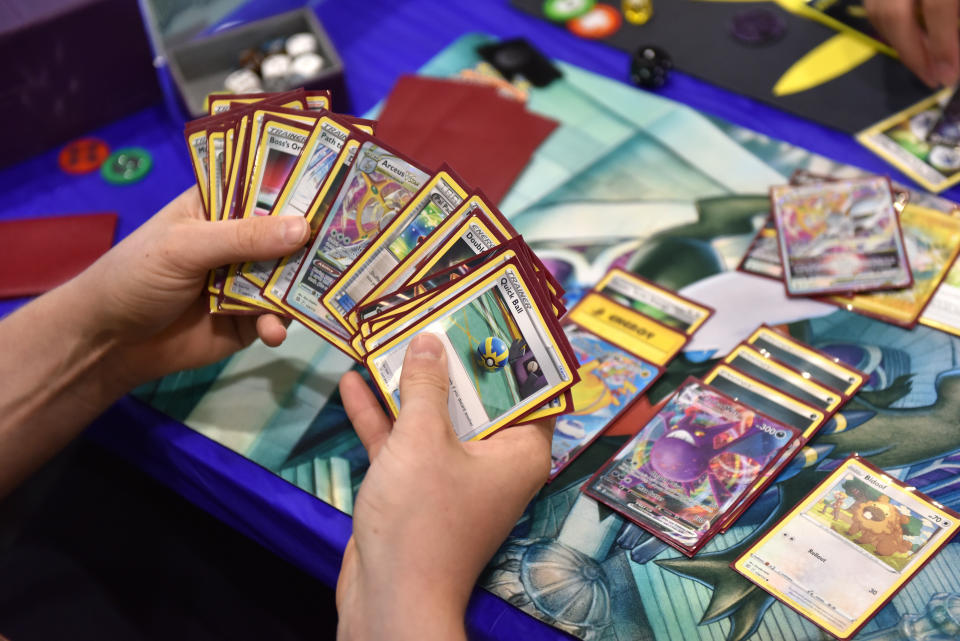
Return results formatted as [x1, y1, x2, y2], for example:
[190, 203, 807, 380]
[0, 213, 117, 298]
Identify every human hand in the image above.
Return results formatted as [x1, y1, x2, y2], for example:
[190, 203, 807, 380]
[866, 0, 960, 87]
[73, 186, 309, 388]
[335, 333, 554, 641]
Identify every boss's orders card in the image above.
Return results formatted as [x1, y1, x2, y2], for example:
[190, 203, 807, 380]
[734, 456, 959, 640]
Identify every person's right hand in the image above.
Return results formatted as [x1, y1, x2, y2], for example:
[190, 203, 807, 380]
[335, 333, 554, 641]
[866, 0, 960, 88]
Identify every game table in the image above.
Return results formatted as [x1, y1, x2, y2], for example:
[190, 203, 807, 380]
[5, 2, 960, 640]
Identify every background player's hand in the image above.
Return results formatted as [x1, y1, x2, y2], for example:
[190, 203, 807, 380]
[74, 186, 309, 387]
[336, 333, 554, 641]
[866, 0, 960, 87]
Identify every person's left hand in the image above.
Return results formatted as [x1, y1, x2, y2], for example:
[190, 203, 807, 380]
[73, 186, 310, 387]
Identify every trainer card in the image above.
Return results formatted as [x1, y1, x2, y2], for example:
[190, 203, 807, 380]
[262, 137, 361, 312]
[721, 344, 841, 416]
[746, 326, 867, 397]
[241, 115, 353, 287]
[366, 261, 577, 441]
[738, 216, 783, 280]
[826, 204, 960, 327]
[733, 456, 960, 640]
[208, 129, 228, 222]
[358, 194, 515, 309]
[323, 170, 470, 332]
[565, 292, 688, 367]
[702, 364, 826, 439]
[185, 126, 210, 215]
[857, 88, 960, 194]
[593, 268, 713, 335]
[772, 177, 912, 296]
[583, 377, 800, 555]
[549, 325, 660, 480]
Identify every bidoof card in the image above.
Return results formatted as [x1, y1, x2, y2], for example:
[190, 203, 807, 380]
[365, 261, 577, 441]
[734, 455, 960, 640]
[583, 377, 800, 555]
[772, 176, 912, 296]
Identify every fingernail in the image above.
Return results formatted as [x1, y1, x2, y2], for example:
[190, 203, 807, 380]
[408, 333, 443, 360]
[936, 61, 957, 86]
[281, 217, 308, 245]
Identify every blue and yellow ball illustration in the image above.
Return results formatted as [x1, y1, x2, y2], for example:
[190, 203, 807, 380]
[477, 336, 509, 371]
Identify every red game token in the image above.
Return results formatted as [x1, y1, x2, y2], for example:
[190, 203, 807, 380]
[567, 4, 622, 39]
[58, 137, 110, 175]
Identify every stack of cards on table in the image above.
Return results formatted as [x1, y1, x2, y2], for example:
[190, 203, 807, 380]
[548, 269, 715, 480]
[583, 325, 867, 556]
[738, 172, 960, 331]
[184, 88, 580, 442]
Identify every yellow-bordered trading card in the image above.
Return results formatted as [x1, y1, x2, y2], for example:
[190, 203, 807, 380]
[592, 268, 713, 336]
[745, 326, 866, 397]
[566, 292, 687, 367]
[702, 363, 826, 439]
[733, 455, 960, 640]
[722, 344, 842, 417]
[262, 137, 361, 309]
[322, 170, 470, 333]
[185, 129, 210, 213]
[828, 204, 960, 327]
[857, 88, 960, 194]
[365, 261, 577, 441]
[240, 115, 353, 287]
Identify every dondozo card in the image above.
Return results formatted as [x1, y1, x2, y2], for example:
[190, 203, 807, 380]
[858, 87, 960, 194]
[593, 268, 713, 335]
[583, 377, 800, 555]
[549, 324, 661, 481]
[745, 326, 867, 398]
[825, 203, 960, 328]
[365, 260, 578, 441]
[772, 176, 912, 296]
[733, 455, 960, 640]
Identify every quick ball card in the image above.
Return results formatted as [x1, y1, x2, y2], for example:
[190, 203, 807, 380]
[366, 262, 576, 441]
[550, 326, 660, 480]
[734, 456, 960, 640]
[583, 378, 799, 555]
[772, 176, 912, 296]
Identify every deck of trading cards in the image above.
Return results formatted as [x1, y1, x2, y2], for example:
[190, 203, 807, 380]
[738, 171, 960, 332]
[582, 325, 866, 556]
[185, 88, 579, 441]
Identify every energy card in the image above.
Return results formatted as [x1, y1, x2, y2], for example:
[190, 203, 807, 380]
[262, 136, 362, 314]
[241, 114, 353, 287]
[366, 261, 577, 441]
[857, 88, 960, 194]
[282, 138, 430, 342]
[356, 193, 516, 311]
[583, 377, 800, 555]
[745, 326, 867, 397]
[593, 268, 713, 335]
[825, 204, 960, 327]
[772, 177, 912, 296]
[721, 344, 842, 417]
[322, 169, 470, 332]
[565, 292, 689, 367]
[549, 325, 661, 480]
[737, 215, 783, 280]
[733, 456, 960, 640]
[702, 364, 826, 439]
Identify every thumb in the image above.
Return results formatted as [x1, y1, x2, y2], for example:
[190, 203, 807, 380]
[397, 333, 452, 435]
[181, 216, 309, 271]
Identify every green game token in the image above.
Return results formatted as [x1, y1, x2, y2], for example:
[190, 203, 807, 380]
[543, 0, 595, 22]
[101, 147, 153, 185]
